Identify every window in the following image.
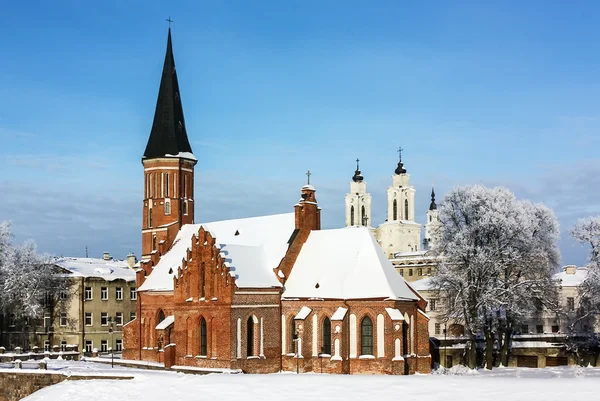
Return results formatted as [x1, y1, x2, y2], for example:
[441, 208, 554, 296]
[153, 235, 157, 251]
[101, 312, 108, 326]
[361, 205, 366, 226]
[44, 340, 50, 352]
[85, 313, 93, 326]
[435, 323, 441, 335]
[361, 316, 373, 356]
[85, 287, 93, 300]
[164, 199, 171, 215]
[116, 287, 123, 301]
[393, 199, 398, 220]
[199, 318, 207, 356]
[101, 287, 108, 300]
[405, 199, 409, 220]
[130, 312, 136, 322]
[399, 269, 404, 276]
[116, 339, 123, 351]
[290, 319, 297, 354]
[85, 340, 93, 353]
[429, 299, 436, 311]
[165, 173, 170, 198]
[130, 287, 137, 300]
[61, 340, 67, 351]
[60, 291, 68, 300]
[183, 200, 188, 215]
[427, 268, 432, 275]
[247, 317, 255, 357]
[60, 313, 67, 327]
[158, 310, 165, 323]
[148, 207, 153, 228]
[9, 313, 15, 327]
[551, 325, 559, 333]
[521, 325, 529, 334]
[116, 312, 123, 326]
[350, 205, 355, 226]
[536, 325, 544, 334]
[44, 312, 51, 328]
[322, 317, 331, 354]
[409, 269, 413, 277]
[417, 268, 423, 276]
[101, 340, 108, 353]
[567, 297, 575, 312]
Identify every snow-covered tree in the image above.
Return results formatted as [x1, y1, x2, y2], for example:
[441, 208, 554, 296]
[567, 217, 600, 364]
[0, 221, 70, 347]
[430, 186, 560, 369]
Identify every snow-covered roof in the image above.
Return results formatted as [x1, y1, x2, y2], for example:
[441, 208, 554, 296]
[156, 315, 175, 330]
[553, 266, 588, 287]
[385, 308, 404, 321]
[283, 227, 418, 301]
[379, 220, 421, 227]
[294, 306, 312, 320]
[138, 213, 295, 292]
[164, 151, 197, 161]
[55, 257, 135, 282]
[409, 277, 434, 291]
[331, 307, 348, 321]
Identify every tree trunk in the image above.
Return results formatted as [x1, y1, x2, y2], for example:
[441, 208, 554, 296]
[500, 324, 513, 366]
[484, 325, 494, 370]
[466, 336, 477, 369]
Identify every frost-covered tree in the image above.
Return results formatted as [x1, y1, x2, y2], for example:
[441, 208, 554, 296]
[430, 186, 560, 369]
[0, 221, 70, 347]
[567, 217, 600, 364]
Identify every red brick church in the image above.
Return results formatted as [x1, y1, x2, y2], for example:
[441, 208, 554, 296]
[123, 29, 431, 375]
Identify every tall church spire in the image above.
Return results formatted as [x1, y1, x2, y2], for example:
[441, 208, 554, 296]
[143, 28, 194, 160]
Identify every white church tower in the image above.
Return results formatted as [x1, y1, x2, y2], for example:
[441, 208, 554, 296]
[375, 149, 421, 257]
[424, 187, 441, 250]
[345, 159, 372, 227]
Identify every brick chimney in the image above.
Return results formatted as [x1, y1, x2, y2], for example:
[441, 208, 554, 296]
[275, 185, 321, 282]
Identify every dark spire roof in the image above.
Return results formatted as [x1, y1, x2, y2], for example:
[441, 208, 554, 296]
[394, 149, 407, 175]
[352, 158, 364, 182]
[143, 28, 194, 160]
[429, 187, 437, 210]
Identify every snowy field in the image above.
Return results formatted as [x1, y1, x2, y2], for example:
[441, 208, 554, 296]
[22, 361, 600, 401]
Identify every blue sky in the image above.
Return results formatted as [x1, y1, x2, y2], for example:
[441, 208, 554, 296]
[0, 1, 598, 265]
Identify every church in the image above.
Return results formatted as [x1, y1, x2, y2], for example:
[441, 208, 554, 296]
[122, 29, 431, 375]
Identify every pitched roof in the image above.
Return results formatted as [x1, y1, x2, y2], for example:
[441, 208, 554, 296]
[143, 28, 194, 160]
[138, 213, 295, 292]
[55, 257, 135, 282]
[283, 227, 418, 301]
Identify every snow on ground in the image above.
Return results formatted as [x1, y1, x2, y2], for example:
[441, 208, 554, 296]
[22, 361, 600, 401]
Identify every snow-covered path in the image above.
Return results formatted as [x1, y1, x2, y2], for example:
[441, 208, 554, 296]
[22, 362, 600, 401]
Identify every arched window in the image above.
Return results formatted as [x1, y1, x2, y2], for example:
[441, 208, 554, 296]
[290, 318, 297, 354]
[148, 208, 153, 228]
[361, 316, 373, 356]
[183, 200, 188, 215]
[393, 199, 398, 220]
[361, 205, 366, 226]
[158, 310, 165, 323]
[199, 317, 207, 356]
[164, 199, 171, 215]
[165, 173, 170, 198]
[405, 199, 409, 220]
[152, 235, 157, 250]
[200, 263, 206, 298]
[350, 205, 355, 226]
[247, 316, 255, 356]
[322, 317, 331, 354]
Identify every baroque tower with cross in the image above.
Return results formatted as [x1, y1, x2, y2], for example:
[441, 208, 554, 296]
[141, 27, 197, 260]
[344, 159, 372, 227]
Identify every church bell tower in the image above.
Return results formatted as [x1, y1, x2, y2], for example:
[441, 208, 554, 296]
[345, 159, 372, 227]
[141, 28, 197, 260]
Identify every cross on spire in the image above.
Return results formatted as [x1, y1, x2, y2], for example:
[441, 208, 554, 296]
[306, 170, 311, 185]
[397, 146, 403, 161]
[356, 158, 360, 170]
[166, 17, 173, 28]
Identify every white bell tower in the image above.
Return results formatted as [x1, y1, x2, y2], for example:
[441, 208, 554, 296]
[424, 187, 441, 250]
[345, 159, 372, 227]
